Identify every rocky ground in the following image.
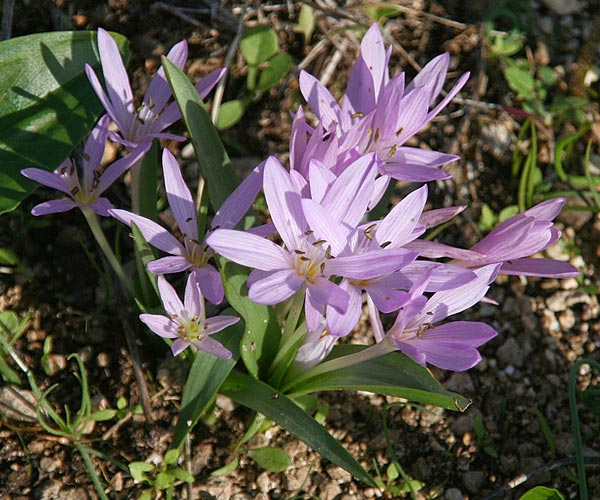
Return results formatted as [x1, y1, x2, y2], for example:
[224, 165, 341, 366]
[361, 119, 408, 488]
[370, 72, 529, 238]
[1, 1, 600, 499]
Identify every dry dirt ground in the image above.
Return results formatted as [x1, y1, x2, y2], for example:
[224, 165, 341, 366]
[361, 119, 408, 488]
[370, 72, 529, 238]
[1, 1, 600, 499]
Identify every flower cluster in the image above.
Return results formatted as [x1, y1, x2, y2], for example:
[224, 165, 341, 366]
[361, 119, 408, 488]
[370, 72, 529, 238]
[22, 25, 578, 370]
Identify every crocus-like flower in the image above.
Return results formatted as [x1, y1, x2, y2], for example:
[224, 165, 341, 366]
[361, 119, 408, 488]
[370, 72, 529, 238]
[298, 24, 468, 182]
[85, 28, 225, 148]
[207, 155, 415, 334]
[410, 198, 580, 278]
[21, 115, 147, 216]
[110, 149, 264, 304]
[371, 264, 500, 371]
[140, 275, 238, 357]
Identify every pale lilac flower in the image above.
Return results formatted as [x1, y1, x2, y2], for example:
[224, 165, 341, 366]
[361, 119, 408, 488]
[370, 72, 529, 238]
[207, 155, 415, 334]
[298, 24, 468, 182]
[371, 264, 500, 371]
[140, 274, 238, 357]
[294, 320, 337, 371]
[411, 198, 580, 278]
[85, 28, 225, 148]
[21, 115, 147, 217]
[110, 149, 264, 304]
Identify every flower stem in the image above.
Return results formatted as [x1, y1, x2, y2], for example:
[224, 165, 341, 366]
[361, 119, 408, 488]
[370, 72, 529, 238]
[81, 207, 134, 297]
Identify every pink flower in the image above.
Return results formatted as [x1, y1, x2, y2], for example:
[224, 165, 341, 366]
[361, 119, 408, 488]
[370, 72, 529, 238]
[140, 274, 238, 357]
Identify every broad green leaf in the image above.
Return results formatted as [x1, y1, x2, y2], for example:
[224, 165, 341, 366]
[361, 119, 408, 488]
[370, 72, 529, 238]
[0, 31, 129, 214]
[163, 58, 238, 210]
[219, 259, 280, 380]
[164, 449, 180, 466]
[240, 26, 279, 66]
[519, 486, 565, 500]
[498, 204, 519, 222]
[286, 345, 470, 411]
[171, 323, 242, 449]
[256, 53, 291, 93]
[170, 467, 194, 482]
[90, 409, 118, 421]
[249, 447, 292, 472]
[216, 99, 247, 130]
[221, 370, 376, 486]
[477, 203, 496, 232]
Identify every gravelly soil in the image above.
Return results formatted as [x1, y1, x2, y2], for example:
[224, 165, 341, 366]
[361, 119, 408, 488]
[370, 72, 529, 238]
[1, 1, 600, 499]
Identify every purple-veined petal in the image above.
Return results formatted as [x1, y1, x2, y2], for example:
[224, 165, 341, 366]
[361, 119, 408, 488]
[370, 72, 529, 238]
[385, 261, 476, 292]
[82, 115, 110, 190]
[194, 336, 232, 359]
[85, 64, 125, 130]
[144, 40, 188, 113]
[393, 340, 427, 366]
[109, 209, 184, 255]
[299, 70, 342, 130]
[97, 28, 135, 124]
[195, 67, 227, 98]
[405, 240, 484, 261]
[365, 283, 411, 314]
[294, 332, 337, 371]
[326, 280, 363, 337]
[369, 175, 391, 210]
[162, 149, 197, 239]
[147, 256, 191, 274]
[525, 197, 565, 219]
[183, 273, 204, 319]
[383, 86, 431, 146]
[387, 146, 458, 169]
[171, 339, 190, 356]
[248, 269, 303, 304]
[367, 295, 385, 342]
[307, 277, 348, 314]
[290, 106, 309, 174]
[321, 153, 378, 227]
[301, 199, 351, 256]
[263, 157, 307, 249]
[31, 199, 78, 216]
[426, 71, 470, 121]
[212, 160, 265, 230]
[157, 276, 184, 316]
[379, 162, 452, 182]
[308, 160, 336, 203]
[500, 258, 580, 278]
[21, 168, 71, 195]
[405, 53, 450, 103]
[88, 197, 115, 217]
[95, 143, 149, 195]
[470, 217, 543, 261]
[419, 205, 466, 228]
[398, 321, 496, 371]
[190, 265, 224, 305]
[139, 314, 178, 338]
[203, 315, 240, 336]
[375, 185, 428, 248]
[327, 248, 417, 280]
[414, 264, 500, 324]
[206, 229, 290, 271]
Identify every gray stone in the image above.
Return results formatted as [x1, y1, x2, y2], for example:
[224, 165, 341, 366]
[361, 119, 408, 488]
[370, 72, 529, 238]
[444, 487, 465, 500]
[497, 337, 524, 367]
[462, 470, 485, 494]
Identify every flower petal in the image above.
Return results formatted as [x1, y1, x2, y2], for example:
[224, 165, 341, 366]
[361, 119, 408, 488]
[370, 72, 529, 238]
[147, 256, 191, 274]
[157, 276, 184, 317]
[203, 315, 240, 336]
[31, 199, 77, 216]
[500, 258, 580, 278]
[162, 149, 197, 239]
[248, 269, 304, 304]
[139, 313, 178, 338]
[21, 168, 70, 194]
[190, 265, 224, 305]
[194, 336, 232, 359]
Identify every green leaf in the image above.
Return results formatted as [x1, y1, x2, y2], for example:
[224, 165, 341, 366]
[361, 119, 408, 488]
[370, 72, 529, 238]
[519, 486, 565, 500]
[154, 470, 175, 490]
[582, 385, 600, 415]
[256, 53, 291, 93]
[131, 222, 159, 308]
[504, 65, 536, 101]
[0, 248, 18, 266]
[294, 4, 316, 44]
[171, 323, 242, 449]
[221, 370, 376, 486]
[0, 30, 129, 214]
[249, 447, 292, 472]
[90, 409, 118, 421]
[164, 449, 180, 466]
[211, 456, 239, 477]
[478, 203, 497, 231]
[219, 259, 280, 380]
[498, 204, 519, 222]
[116, 396, 127, 410]
[170, 467, 194, 482]
[162, 58, 238, 210]
[216, 99, 247, 130]
[286, 345, 470, 411]
[240, 26, 279, 66]
[129, 461, 154, 482]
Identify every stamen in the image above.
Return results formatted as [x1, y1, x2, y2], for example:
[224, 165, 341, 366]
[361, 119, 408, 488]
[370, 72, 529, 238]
[373, 128, 380, 143]
[386, 144, 398, 158]
[396, 127, 404, 137]
[380, 241, 392, 248]
[351, 112, 364, 119]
